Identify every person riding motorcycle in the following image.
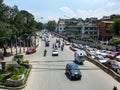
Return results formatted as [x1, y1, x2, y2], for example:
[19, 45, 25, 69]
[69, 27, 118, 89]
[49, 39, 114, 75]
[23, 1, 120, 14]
[113, 86, 118, 90]
[44, 49, 47, 56]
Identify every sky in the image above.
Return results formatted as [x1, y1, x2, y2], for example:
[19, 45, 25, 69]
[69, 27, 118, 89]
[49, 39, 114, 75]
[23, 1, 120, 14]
[3, 0, 120, 23]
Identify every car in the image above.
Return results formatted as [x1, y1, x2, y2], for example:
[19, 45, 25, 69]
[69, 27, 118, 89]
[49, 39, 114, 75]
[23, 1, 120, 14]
[26, 48, 36, 54]
[65, 63, 82, 80]
[77, 44, 84, 50]
[74, 51, 85, 64]
[64, 41, 70, 45]
[0, 51, 4, 60]
[104, 60, 120, 74]
[72, 43, 78, 48]
[100, 50, 108, 58]
[89, 52, 96, 59]
[95, 55, 107, 63]
[52, 49, 58, 56]
[103, 50, 112, 58]
[116, 55, 120, 62]
[108, 51, 120, 59]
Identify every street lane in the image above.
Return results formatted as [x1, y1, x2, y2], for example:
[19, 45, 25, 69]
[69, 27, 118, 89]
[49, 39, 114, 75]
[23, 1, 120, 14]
[22, 36, 120, 90]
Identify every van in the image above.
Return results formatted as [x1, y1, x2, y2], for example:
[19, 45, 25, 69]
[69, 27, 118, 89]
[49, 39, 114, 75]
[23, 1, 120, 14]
[74, 51, 85, 64]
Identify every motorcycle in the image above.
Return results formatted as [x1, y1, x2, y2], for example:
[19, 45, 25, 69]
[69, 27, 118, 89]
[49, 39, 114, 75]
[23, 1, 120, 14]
[43, 49, 47, 56]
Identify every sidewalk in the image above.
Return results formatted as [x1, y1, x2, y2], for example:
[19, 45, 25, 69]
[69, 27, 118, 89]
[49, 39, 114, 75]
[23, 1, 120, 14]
[0, 36, 40, 56]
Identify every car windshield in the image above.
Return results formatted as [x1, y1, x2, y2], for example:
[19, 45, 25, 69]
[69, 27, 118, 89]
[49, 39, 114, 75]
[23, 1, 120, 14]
[71, 65, 78, 70]
[111, 62, 118, 67]
[99, 57, 104, 60]
[78, 56, 85, 60]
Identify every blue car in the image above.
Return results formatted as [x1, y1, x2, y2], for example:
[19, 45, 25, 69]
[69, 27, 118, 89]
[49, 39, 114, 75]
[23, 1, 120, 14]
[65, 63, 82, 80]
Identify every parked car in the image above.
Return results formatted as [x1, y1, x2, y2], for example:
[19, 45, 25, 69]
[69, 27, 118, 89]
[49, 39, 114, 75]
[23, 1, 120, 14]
[104, 50, 112, 58]
[65, 63, 82, 80]
[89, 52, 96, 59]
[100, 50, 108, 58]
[77, 44, 84, 50]
[0, 51, 4, 60]
[108, 51, 120, 59]
[95, 55, 107, 63]
[52, 49, 58, 56]
[116, 55, 120, 62]
[64, 41, 70, 45]
[72, 43, 78, 48]
[104, 60, 120, 74]
[26, 48, 36, 54]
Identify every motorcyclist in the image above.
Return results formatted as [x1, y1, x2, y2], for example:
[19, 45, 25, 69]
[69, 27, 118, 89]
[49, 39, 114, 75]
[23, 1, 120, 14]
[44, 49, 47, 56]
[113, 86, 117, 90]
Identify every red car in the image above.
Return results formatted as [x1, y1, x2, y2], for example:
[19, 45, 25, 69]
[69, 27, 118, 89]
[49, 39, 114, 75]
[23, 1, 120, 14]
[26, 48, 36, 54]
[0, 51, 4, 60]
[108, 51, 120, 59]
[104, 60, 120, 74]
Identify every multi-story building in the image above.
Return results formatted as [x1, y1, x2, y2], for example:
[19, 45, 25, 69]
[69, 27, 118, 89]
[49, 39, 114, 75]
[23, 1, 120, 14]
[56, 18, 99, 39]
[98, 14, 120, 41]
[98, 21, 114, 41]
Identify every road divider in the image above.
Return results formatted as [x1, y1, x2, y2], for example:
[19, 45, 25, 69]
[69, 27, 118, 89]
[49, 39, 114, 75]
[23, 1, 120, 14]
[69, 46, 120, 82]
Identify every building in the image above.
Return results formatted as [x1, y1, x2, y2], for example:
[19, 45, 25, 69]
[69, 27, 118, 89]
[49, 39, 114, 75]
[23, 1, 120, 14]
[98, 21, 114, 41]
[56, 18, 99, 39]
[98, 14, 120, 41]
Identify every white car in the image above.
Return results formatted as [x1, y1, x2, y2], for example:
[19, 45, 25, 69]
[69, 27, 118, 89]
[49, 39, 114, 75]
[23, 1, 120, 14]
[100, 50, 108, 58]
[116, 55, 120, 62]
[65, 41, 70, 45]
[95, 55, 107, 63]
[52, 49, 59, 56]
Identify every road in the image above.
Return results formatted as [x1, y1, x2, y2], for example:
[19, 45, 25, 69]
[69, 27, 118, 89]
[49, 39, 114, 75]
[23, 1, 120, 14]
[18, 35, 120, 90]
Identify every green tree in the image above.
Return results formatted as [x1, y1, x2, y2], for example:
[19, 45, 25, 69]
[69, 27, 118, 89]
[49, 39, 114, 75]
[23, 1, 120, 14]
[109, 18, 120, 36]
[46, 20, 56, 32]
[36, 22, 44, 30]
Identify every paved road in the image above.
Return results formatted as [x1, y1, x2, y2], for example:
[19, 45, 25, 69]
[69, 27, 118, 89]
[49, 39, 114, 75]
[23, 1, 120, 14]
[18, 35, 120, 90]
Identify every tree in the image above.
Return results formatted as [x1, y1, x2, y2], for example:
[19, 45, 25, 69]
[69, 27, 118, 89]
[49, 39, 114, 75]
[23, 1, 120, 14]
[36, 22, 44, 30]
[46, 20, 56, 32]
[109, 18, 120, 36]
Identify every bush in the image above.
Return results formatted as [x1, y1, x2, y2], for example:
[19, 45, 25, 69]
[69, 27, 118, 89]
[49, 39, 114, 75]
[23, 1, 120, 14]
[10, 75, 22, 80]
[13, 66, 25, 75]
[110, 39, 120, 46]
[14, 54, 23, 59]
[0, 73, 12, 82]
[13, 54, 24, 61]
[7, 64, 18, 73]
[10, 66, 25, 80]
[22, 60, 29, 64]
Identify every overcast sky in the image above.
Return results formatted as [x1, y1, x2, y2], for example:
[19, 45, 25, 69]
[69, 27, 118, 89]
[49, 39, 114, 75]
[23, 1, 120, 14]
[3, 0, 120, 23]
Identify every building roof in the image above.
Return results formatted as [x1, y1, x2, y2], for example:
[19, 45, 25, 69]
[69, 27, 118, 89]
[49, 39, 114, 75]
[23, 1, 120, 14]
[102, 21, 113, 24]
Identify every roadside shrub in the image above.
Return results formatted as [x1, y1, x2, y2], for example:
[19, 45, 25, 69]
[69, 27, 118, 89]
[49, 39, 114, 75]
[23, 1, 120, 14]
[7, 64, 18, 73]
[13, 54, 24, 61]
[13, 66, 25, 75]
[0, 73, 12, 82]
[14, 54, 23, 59]
[10, 75, 22, 80]
[22, 60, 29, 64]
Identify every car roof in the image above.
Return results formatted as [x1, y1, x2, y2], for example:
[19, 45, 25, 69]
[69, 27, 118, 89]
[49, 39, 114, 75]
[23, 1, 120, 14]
[67, 63, 78, 67]
[75, 51, 84, 56]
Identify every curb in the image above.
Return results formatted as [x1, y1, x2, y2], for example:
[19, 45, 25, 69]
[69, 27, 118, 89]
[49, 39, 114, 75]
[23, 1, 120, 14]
[0, 65, 32, 89]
